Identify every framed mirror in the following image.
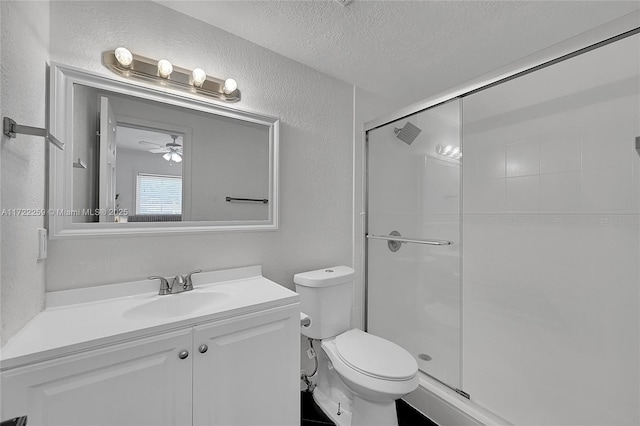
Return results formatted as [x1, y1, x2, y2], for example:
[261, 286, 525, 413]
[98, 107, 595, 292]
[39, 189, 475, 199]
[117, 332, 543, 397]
[49, 63, 279, 238]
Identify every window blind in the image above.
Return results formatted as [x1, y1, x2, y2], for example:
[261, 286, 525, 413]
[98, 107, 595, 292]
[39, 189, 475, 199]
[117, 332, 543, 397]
[136, 173, 182, 214]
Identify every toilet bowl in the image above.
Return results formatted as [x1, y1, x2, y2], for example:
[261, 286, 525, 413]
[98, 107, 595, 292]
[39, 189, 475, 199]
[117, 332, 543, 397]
[318, 329, 419, 426]
[323, 329, 419, 401]
[294, 266, 419, 426]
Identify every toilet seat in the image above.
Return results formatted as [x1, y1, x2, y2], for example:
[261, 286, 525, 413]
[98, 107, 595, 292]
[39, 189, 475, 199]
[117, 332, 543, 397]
[334, 329, 417, 381]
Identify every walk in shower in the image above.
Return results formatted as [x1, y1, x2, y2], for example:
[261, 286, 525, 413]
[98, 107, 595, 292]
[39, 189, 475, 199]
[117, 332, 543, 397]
[365, 24, 639, 425]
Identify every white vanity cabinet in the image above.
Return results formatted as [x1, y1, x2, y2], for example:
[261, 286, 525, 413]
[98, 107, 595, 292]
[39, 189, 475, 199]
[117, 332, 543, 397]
[192, 306, 300, 426]
[1, 302, 300, 426]
[1, 329, 194, 426]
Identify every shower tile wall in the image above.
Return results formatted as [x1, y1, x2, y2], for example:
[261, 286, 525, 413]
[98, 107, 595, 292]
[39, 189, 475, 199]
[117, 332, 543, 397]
[462, 34, 639, 425]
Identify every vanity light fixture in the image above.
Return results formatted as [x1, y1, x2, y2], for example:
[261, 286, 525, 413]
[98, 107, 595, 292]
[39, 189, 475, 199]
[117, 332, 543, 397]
[157, 59, 173, 78]
[223, 78, 238, 95]
[192, 68, 207, 87]
[103, 48, 241, 102]
[114, 47, 133, 68]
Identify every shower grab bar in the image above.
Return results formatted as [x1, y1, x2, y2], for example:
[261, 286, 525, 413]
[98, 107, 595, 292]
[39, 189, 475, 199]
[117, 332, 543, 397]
[367, 234, 452, 246]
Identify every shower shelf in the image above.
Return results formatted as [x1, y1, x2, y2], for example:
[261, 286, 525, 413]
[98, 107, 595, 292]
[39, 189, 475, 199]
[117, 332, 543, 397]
[367, 234, 452, 246]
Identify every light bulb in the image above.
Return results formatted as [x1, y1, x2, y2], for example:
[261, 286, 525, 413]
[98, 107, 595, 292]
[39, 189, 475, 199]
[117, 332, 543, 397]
[157, 59, 173, 78]
[171, 152, 182, 163]
[192, 68, 207, 87]
[114, 47, 133, 68]
[223, 78, 238, 94]
[163, 152, 172, 161]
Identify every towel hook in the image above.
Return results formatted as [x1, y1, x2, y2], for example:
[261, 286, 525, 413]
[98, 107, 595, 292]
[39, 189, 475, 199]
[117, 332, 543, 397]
[3, 116, 65, 150]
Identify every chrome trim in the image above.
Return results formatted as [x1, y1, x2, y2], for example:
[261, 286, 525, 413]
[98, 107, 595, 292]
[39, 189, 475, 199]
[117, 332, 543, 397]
[3, 116, 65, 150]
[225, 196, 269, 204]
[367, 234, 452, 246]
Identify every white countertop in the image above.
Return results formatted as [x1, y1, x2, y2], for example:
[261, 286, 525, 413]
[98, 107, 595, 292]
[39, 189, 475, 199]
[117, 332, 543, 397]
[0, 266, 299, 370]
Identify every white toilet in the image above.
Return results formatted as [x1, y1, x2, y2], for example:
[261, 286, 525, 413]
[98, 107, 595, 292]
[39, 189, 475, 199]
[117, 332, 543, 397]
[294, 266, 418, 426]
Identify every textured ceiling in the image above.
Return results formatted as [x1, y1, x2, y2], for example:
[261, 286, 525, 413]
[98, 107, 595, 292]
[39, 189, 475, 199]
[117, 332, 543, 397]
[156, 0, 639, 105]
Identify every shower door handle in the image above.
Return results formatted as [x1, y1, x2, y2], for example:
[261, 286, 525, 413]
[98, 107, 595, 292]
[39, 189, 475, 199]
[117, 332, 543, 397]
[367, 234, 452, 246]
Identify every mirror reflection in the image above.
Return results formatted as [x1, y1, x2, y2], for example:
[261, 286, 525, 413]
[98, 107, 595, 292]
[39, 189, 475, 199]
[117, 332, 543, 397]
[72, 84, 270, 224]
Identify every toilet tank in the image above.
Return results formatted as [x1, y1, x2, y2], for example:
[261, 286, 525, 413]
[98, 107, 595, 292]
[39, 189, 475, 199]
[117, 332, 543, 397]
[294, 266, 354, 339]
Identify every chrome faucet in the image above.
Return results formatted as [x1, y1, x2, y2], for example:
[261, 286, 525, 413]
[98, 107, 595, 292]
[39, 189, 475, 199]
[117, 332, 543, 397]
[148, 269, 202, 296]
[172, 274, 186, 291]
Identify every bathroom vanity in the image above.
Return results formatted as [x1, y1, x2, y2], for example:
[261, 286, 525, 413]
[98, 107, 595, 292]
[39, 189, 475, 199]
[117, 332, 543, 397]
[0, 266, 300, 426]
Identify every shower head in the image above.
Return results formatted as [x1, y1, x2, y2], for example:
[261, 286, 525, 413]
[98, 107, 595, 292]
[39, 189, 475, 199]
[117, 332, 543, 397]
[393, 122, 422, 145]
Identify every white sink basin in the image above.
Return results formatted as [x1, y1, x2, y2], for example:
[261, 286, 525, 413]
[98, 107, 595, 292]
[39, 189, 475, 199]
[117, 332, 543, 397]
[123, 291, 230, 320]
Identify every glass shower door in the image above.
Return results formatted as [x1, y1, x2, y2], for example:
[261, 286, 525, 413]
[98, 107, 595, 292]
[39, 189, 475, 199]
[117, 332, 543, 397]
[366, 99, 462, 389]
[461, 32, 639, 425]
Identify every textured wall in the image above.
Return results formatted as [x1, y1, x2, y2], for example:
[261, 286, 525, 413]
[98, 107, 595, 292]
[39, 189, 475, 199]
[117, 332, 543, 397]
[45, 1, 353, 292]
[0, 1, 50, 345]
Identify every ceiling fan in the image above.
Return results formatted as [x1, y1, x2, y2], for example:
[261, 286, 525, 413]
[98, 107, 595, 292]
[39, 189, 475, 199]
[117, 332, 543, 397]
[139, 134, 183, 162]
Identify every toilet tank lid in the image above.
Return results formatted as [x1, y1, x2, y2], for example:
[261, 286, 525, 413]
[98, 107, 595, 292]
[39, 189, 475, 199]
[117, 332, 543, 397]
[293, 266, 355, 287]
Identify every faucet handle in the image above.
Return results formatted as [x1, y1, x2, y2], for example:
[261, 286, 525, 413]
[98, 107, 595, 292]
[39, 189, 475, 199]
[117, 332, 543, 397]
[149, 276, 171, 295]
[184, 269, 203, 291]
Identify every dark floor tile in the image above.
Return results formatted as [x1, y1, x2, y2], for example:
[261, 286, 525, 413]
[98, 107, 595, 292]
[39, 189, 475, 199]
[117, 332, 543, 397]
[397, 399, 438, 426]
[301, 391, 438, 426]
[301, 391, 335, 424]
[302, 421, 335, 426]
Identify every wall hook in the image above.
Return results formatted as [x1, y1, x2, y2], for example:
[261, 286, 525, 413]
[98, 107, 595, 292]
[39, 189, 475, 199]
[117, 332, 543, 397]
[3, 116, 65, 150]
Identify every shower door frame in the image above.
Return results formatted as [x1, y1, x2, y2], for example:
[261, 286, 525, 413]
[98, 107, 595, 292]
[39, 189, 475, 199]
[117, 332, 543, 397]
[362, 13, 640, 400]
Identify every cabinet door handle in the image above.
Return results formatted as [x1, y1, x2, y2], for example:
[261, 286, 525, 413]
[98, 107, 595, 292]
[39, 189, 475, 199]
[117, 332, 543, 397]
[178, 350, 189, 359]
[199, 344, 208, 354]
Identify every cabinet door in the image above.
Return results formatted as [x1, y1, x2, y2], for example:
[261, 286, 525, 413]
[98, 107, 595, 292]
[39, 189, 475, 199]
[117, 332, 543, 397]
[193, 305, 300, 426]
[1, 329, 193, 426]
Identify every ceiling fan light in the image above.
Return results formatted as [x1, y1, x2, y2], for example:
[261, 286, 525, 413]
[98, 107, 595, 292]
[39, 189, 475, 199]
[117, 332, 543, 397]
[171, 152, 183, 163]
[163, 152, 172, 161]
